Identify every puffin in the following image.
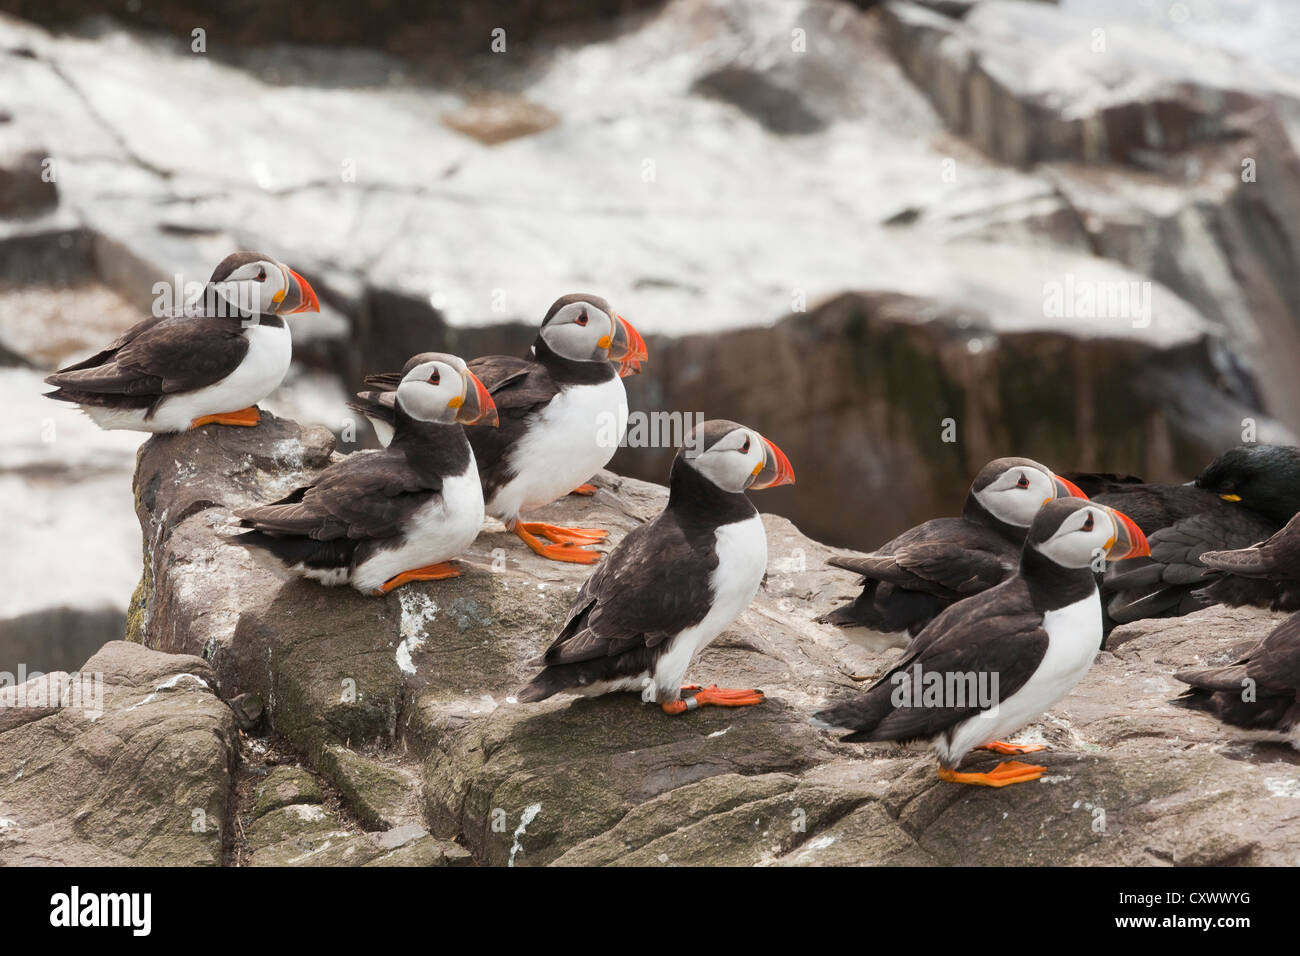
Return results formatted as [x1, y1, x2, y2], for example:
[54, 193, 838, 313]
[1197, 510, 1300, 611]
[230, 355, 497, 595]
[819, 458, 1088, 638]
[44, 251, 319, 432]
[516, 419, 795, 714]
[350, 293, 648, 564]
[1173, 611, 1300, 747]
[1077, 445, 1300, 623]
[815, 498, 1149, 787]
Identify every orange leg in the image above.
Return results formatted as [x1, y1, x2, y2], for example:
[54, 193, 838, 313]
[937, 760, 1046, 788]
[569, 483, 598, 496]
[978, 741, 1047, 756]
[190, 406, 261, 429]
[512, 522, 604, 564]
[660, 684, 766, 715]
[372, 561, 461, 595]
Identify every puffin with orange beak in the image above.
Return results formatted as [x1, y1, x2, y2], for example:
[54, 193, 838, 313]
[517, 420, 794, 714]
[351, 293, 649, 563]
[232, 354, 497, 596]
[816, 499, 1149, 787]
[820, 457, 1089, 640]
[44, 251, 319, 432]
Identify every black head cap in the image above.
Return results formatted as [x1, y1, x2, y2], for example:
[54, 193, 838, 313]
[209, 251, 275, 283]
[540, 293, 614, 328]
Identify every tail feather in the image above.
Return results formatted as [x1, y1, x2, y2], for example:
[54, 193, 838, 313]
[231, 529, 356, 571]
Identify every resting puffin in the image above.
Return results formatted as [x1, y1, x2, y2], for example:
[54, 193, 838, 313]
[231, 355, 497, 595]
[516, 419, 794, 713]
[815, 498, 1149, 787]
[1079, 445, 1300, 623]
[819, 458, 1087, 638]
[350, 293, 648, 564]
[44, 251, 319, 432]
[1173, 611, 1300, 747]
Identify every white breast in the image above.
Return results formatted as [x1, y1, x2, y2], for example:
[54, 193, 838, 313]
[937, 590, 1102, 765]
[650, 513, 769, 698]
[351, 458, 486, 594]
[96, 322, 292, 433]
[488, 376, 627, 522]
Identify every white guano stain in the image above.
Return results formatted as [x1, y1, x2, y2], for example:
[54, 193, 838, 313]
[123, 672, 210, 712]
[396, 591, 439, 675]
[508, 803, 542, 867]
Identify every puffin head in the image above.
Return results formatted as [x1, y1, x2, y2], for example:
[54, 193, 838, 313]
[1027, 498, 1149, 569]
[209, 252, 320, 317]
[537, 294, 647, 375]
[970, 457, 1088, 528]
[1194, 444, 1300, 524]
[394, 354, 498, 427]
[680, 419, 794, 494]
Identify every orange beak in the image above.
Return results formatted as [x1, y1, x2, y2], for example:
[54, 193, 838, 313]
[456, 370, 498, 427]
[750, 436, 795, 490]
[609, 314, 648, 377]
[1053, 474, 1088, 500]
[284, 269, 320, 314]
[1104, 507, 1150, 560]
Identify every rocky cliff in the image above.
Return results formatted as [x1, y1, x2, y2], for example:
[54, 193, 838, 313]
[8, 0, 1300, 672]
[4, 415, 1297, 866]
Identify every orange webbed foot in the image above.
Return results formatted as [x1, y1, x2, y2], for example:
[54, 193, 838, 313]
[978, 740, 1047, 756]
[937, 760, 1046, 788]
[190, 406, 261, 429]
[660, 684, 766, 715]
[569, 483, 598, 496]
[513, 522, 604, 563]
[372, 561, 461, 595]
[517, 521, 607, 544]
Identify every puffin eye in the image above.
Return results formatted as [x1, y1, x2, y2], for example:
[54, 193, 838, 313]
[1016, 474, 1030, 489]
[256, 267, 267, 282]
[576, 312, 589, 327]
[1082, 513, 1094, 532]
[740, 437, 751, 454]
[428, 371, 440, 385]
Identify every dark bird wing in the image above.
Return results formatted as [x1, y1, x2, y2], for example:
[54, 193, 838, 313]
[1199, 544, 1276, 578]
[1174, 613, 1300, 730]
[826, 518, 1008, 599]
[1105, 508, 1279, 622]
[237, 448, 438, 541]
[540, 515, 714, 666]
[816, 579, 1049, 742]
[1091, 484, 1226, 536]
[465, 355, 558, 496]
[45, 314, 250, 403]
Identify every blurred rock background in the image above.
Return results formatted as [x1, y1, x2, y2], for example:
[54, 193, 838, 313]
[3, 0, 1299, 671]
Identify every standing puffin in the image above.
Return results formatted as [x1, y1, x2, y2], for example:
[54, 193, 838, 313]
[815, 498, 1149, 787]
[1079, 445, 1300, 622]
[230, 355, 497, 595]
[819, 458, 1087, 638]
[1173, 610, 1300, 748]
[516, 419, 794, 714]
[351, 294, 648, 564]
[44, 251, 319, 432]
